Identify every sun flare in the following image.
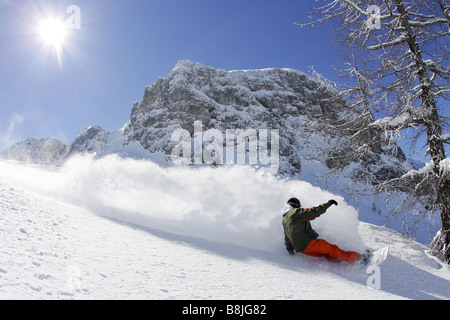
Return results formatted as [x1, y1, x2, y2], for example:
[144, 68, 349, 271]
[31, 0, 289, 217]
[36, 18, 68, 69]
[38, 19, 67, 47]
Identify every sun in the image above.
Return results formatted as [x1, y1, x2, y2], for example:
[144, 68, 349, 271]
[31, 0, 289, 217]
[35, 18, 68, 69]
[38, 18, 67, 47]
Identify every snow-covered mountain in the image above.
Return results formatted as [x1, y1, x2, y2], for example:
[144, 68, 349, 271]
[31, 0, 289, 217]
[0, 137, 67, 166]
[1, 60, 433, 241]
[0, 61, 448, 300]
[122, 60, 412, 179]
[1, 60, 412, 179]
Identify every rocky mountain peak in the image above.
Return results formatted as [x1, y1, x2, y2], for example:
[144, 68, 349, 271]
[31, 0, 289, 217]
[1, 60, 412, 182]
[0, 137, 67, 165]
[122, 60, 409, 178]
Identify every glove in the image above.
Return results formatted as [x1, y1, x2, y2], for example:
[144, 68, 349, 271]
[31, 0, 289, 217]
[328, 199, 338, 206]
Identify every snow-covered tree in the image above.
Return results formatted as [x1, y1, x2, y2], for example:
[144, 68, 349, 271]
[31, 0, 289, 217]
[299, 0, 450, 263]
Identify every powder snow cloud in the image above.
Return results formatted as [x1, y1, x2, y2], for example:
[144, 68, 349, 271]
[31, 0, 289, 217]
[0, 154, 365, 253]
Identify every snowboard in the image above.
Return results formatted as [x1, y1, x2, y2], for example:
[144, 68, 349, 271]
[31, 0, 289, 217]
[363, 246, 390, 266]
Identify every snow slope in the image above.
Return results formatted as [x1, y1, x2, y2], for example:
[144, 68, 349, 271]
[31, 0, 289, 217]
[1, 60, 440, 245]
[0, 157, 449, 300]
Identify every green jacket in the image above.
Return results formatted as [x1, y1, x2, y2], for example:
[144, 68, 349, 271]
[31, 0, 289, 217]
[282, 202, 332, 252]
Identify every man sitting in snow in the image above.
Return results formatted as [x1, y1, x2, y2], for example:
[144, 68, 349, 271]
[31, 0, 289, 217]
[281, 197, 361, 264]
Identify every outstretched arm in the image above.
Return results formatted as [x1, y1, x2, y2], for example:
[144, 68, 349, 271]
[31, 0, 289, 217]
[299, 200, 338, 221]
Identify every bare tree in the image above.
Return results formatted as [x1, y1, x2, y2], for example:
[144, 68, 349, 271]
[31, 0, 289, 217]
[298, 0, 450, 263]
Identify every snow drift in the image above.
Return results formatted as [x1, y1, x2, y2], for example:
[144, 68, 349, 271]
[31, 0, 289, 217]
[0, 155, 365, 254]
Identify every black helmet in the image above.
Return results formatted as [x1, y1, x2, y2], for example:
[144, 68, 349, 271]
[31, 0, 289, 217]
[287, 197, 301, 208]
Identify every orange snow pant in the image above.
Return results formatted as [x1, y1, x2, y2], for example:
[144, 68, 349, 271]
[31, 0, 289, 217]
[301, 239, 360, 264]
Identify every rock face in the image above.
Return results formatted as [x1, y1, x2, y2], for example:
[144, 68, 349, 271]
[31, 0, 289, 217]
[122, 60, 411, 179]
[122, 60, 340, 175]
[0, 60, 412, 181]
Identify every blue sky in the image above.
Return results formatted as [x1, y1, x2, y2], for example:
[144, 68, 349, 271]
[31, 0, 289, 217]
[0, 0, 343, 149]
[0, 0, 446, 162]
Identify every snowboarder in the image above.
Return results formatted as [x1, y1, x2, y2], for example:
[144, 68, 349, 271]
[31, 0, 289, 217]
[281, 197, 362, 264]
